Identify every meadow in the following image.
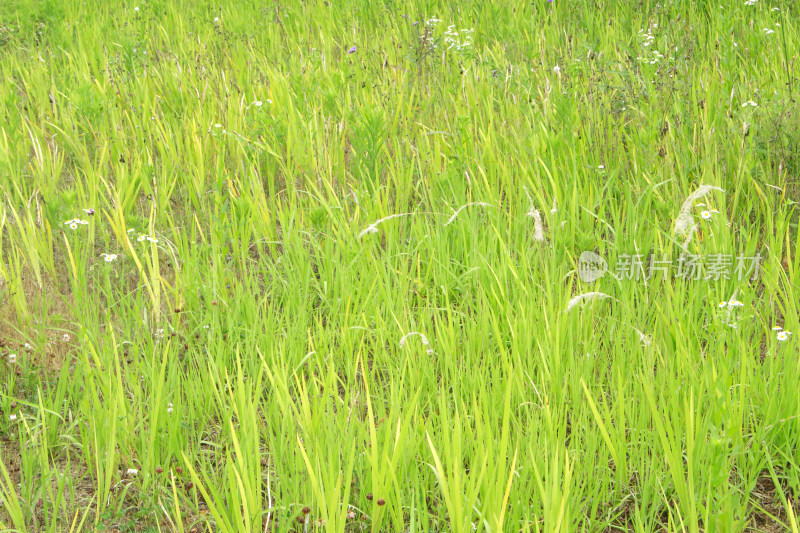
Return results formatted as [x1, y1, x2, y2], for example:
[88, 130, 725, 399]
[1, 0, 799, 531]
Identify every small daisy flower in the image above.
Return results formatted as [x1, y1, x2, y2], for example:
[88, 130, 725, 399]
[763, 28, 775, 35]
[65, 220, 78, 229]
[126, 468, 139, 476]
[729, 300, 744, 307]
[553, 65, 561, 72]
[700, 210, 713, 219]
[62, 334, 71, 343]
[214, 16, 220, 23]
[83, 208, 95, 216]
[137, 235, 147, 242]
[214, 124, 222, 128]
[696, 203, 706, 207]
[146, 236, 158, 243]
[777, 331, 792, 341]
[101, 253, 118, 262]
[24, 343, 32, 351]
[7, 353, 16, 364]
[772, 326, 783, 331]
[134, 6, 139, 12]
[167, 402, 173, 414]
[253, 101, 263, 107]
[127, 229, 136, 233]
[719, 301, 727, 308]
[9, 414, 17, 421]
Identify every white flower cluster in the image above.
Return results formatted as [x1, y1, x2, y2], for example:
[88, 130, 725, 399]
[425, 17, 441, 30]
[639, 26, 656, 48]
[64, 218, 89, 230]
[443, 25, 474, 51]
[135, 233, 159, 243]
[636, 25, 672, 65]
[773, 326, 792, 342]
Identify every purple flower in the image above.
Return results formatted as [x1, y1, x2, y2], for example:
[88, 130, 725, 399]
[347, 46, 357, 54]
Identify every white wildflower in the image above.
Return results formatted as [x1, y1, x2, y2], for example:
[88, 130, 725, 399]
[9, 414, 17, 421]
[62, 334, 70, 343]
[443, 202, 494, 227]
[673, 184, 724, 249]
[399, 331, 434, 355]
[777, 331, 792, 341]
[167, 402, 173, 414]
[565, 292, 616, 313]
[126, 468, 138, 476]
[7, 353, 16, 364]
[531, 210, 545, 241]
[633, 327, 651, 346]
[523, 186, 545, 241]
[358, 213, 416, 239]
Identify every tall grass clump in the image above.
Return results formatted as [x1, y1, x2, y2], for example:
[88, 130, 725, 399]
[1, 0, 799, 531]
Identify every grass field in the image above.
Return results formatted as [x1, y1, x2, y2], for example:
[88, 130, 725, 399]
[1, 0, 799, 531]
